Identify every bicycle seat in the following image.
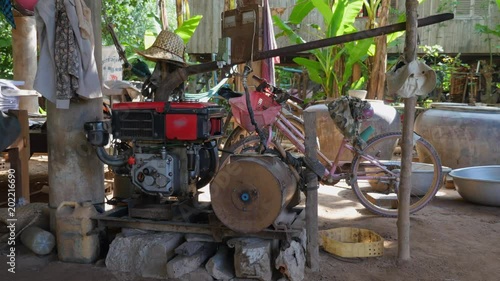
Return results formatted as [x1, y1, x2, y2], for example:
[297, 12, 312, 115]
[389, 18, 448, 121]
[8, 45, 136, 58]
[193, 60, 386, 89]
[217, 87, 243, 100]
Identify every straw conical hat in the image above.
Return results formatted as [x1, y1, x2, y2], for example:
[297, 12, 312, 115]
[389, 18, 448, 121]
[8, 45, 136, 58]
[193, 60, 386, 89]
[136, 30, 186, 66]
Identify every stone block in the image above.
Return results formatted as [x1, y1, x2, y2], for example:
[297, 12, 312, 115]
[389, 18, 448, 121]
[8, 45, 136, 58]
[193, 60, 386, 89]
[105, 232, 184, 279]
[185, 233, 216, 242]
[275, 240, 305, 281]
[206, 245, 235, 280]
[227, 238, 272, 281]
[174, 267, 214, 281]
[167, 242, 217, 279]
[175, 241, 207, 256]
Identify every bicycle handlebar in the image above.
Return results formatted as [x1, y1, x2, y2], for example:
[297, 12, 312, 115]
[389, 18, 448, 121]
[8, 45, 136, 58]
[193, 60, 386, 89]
[251, 75, 306, 107]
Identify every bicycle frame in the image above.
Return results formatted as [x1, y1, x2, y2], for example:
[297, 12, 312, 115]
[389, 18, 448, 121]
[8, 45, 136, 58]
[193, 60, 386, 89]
[273, 112, 399, 185]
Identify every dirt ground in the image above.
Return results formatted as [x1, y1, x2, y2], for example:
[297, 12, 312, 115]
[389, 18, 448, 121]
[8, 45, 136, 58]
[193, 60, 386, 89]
[1, 155, 499, 281]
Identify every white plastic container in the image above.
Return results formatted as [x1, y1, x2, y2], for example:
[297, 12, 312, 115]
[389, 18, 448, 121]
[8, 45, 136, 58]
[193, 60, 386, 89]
[348, 89, 367, 100]
[55, 201, 100, 263]
[20, 226, 55, 255]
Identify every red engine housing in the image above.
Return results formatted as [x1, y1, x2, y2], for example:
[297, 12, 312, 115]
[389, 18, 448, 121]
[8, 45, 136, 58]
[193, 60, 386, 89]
[111, 101, 225, 141]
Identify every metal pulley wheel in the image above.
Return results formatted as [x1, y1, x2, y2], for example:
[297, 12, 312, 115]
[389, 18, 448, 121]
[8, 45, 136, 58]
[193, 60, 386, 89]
[210, 154, 297, 233]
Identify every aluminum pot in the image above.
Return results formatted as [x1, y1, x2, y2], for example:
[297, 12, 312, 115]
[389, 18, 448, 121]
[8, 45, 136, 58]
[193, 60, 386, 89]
[449, 165, 500, 207]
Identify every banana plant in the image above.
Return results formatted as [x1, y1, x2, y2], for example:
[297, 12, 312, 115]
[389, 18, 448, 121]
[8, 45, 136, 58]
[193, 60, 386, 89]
[274, 0, 373, 99]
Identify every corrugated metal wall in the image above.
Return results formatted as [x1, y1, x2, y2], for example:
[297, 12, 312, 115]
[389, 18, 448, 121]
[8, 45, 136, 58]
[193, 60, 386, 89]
[187, 0, 500, 55]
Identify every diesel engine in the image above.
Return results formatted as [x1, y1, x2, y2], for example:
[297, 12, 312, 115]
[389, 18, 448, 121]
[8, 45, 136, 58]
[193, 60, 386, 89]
[85, 101, 225, 199]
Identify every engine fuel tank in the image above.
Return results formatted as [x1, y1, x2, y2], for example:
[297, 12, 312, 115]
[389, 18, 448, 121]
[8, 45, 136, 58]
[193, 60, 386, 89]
[210, 154, 298, 233]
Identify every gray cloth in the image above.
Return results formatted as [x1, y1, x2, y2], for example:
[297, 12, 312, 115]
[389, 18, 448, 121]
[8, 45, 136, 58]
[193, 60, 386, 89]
[34, 0, 102, 109]
[0, 111, 21, 151]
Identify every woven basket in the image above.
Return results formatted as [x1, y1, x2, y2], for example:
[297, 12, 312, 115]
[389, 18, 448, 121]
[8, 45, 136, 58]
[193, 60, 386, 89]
[319, 227, 384, 258]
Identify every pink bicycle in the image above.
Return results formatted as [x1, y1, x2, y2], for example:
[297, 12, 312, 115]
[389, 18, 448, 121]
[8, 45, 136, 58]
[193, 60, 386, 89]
[219, 70, 443, 217]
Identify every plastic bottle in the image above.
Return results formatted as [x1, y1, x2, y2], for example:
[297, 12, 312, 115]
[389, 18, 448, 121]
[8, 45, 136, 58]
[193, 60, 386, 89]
[20, 226, 55, 255]
[359, 125, 375, 141]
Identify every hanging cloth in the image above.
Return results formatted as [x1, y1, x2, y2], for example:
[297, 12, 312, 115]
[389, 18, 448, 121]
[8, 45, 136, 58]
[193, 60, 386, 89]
[0, 0, 15, 28]
[327, 96, 371, 139]
[54, 0, 81, 108]
[386, 58, 436, 98]
[34, 0, 101, 109]
[261, 0, 279, 85]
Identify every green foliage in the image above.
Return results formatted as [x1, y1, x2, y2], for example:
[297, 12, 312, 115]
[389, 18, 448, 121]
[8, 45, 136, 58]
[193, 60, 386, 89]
[474, 23, 500, 66]
[274, 0, 372, 99]
[0, 20, 13, 79]
[102, 0, 160, 60]
[174, 15, 203, 45]
[419, 45, 469, 93]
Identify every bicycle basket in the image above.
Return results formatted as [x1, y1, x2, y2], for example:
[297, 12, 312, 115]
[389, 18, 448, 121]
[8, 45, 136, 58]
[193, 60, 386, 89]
[327, 96, 371, 139]
[229, 91, 282, 132]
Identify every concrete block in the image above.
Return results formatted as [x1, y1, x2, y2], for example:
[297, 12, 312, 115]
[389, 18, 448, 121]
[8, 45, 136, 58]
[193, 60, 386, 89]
[206, 245, 235, 280]
[105, 232, 184, 279]
[174, 267, 214, 281]
[275, 240, 305, 281]
[167, 242, 217, 279]
[175, 241, 207, 256]
[227, 238, 272, 281]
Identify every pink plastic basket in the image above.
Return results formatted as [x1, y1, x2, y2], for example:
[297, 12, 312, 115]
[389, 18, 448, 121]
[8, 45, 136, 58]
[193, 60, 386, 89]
[229, 91, 282, 132]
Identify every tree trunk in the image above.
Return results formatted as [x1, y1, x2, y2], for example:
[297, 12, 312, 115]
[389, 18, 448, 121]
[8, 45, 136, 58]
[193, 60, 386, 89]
[367, 0, 389, 100]
[398, 0, 418, 263]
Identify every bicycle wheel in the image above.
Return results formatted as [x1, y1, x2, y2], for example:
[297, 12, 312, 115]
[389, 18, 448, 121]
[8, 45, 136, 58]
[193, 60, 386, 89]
[222, 115, 305, 156]
[219, 135, 271, 169]
[350, 132, 443, 217]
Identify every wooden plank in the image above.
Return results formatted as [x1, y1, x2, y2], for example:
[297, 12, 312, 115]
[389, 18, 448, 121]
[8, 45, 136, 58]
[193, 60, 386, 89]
[304, 111, 319, 272]
[6, 110, 30, 203]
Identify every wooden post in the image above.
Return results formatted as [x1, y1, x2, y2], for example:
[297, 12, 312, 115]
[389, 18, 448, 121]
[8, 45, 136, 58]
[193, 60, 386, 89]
[47, 0, 104, 231]
[398, 0, 419, 262]
[6, 110, 30, 203]
[12, 14, 37, 90]
[10, 13, 37, 203]
[304, 111, 319, 271]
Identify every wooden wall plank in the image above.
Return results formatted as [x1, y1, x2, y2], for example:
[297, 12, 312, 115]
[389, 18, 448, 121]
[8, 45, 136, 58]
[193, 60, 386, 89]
[187, 0, 500, 55]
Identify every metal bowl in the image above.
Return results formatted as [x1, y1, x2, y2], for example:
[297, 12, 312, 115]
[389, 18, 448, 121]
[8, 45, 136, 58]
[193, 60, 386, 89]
[368, 162, 451, 196]
[449, 166, 500, 207]
[411, 163, 452, 196]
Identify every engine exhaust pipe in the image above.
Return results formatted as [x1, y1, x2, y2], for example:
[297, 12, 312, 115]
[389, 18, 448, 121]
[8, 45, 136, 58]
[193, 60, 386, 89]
[96, 146, 128, 167]
[84, 121, 128, 167]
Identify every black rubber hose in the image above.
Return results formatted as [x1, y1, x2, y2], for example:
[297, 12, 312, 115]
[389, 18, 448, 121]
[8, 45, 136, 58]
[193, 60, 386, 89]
[96, 147, 128, 167]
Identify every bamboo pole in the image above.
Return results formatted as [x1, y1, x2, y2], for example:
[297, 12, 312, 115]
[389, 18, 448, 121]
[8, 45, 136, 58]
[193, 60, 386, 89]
[397, 0, 419, 262]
